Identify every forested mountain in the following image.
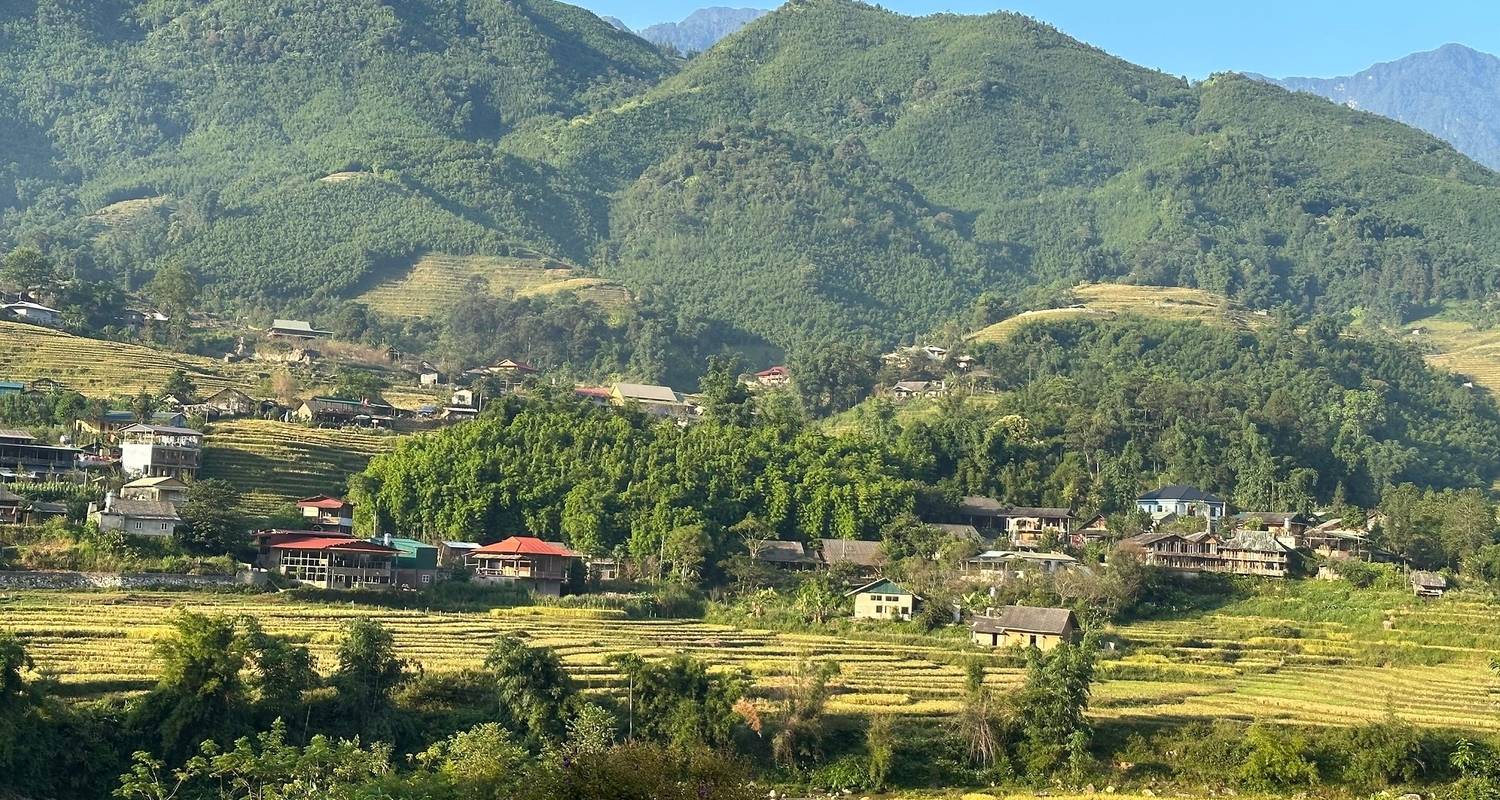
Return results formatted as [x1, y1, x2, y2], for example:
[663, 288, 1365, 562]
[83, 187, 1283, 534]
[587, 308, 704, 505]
[6, 0, 1500, 357]
[636, 7, 769, 54]
[1258, 44, 1500, 170]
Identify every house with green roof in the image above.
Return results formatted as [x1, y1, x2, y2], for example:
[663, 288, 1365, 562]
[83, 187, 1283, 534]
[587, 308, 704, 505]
[371, 536, 439, 589]
[845, 578, 919, 621]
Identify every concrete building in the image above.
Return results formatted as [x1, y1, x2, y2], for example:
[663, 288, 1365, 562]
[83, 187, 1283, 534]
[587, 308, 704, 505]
[846, 578, 918, 621]
[119, 424, 203, 480]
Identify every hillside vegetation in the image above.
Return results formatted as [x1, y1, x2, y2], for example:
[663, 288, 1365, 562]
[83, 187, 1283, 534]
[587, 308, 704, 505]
[6, 0, 1500, 353]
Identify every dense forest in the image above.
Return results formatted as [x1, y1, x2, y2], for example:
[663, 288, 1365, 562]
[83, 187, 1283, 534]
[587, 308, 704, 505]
[5, 0, 1500, 358]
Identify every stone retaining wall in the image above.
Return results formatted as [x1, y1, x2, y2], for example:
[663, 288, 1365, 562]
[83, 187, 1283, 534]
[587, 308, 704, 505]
[0, 568, 266, 590]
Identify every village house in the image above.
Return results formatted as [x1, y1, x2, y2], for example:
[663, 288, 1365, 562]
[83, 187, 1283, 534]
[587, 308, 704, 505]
[296, 396, 396, 428]
[437, 540, 480, 569]
[27, 378, 65, 393]
[297, 495, 355, 535]
[846, 578, 919, 621]
[1234, 511, 1313, 548]
[956, 496, 1009, 533]
[203, 388, 257, 418]
[611, 383, 694, 420]
[3, 301, 61, 327]
[0, 429, 79, 480]
[927, 522, 982, 543]
[26, 501, 67, 524]
[586, 556, 621, 582]
[1136, 485, 1227, 523]
[119, 423, 203, 480]
[752, 366, 791, 387]
[965, 550, 1078, 581]
[1410, 571, 1447, 599]
[1123, 531, 1219, 572]
[752, 540, 821, 570]
[1218, 530, 1292, 578]
[890, 380, 945, 401]
[573, 386, 612, 407]
[970, 606, 1079, 651]
[370, 535, 439, 589]
[0, 381, 23, 397]
[121, 475, 190, 505]
[1069, 514, 1111, 549]
[88, 494, 181, 537]
[818, 538, 884, 580]
[467, 536, 582, 597]
[0, 486, 24, 524]
[1002, 506, 1075, 548]
[256, 532, 397, 590]
[266, 319, 332, 339]
[73, 410, 138, 444]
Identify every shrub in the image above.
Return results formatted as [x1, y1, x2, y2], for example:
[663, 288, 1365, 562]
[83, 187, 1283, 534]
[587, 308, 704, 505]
[1239, 724, 1319, 790]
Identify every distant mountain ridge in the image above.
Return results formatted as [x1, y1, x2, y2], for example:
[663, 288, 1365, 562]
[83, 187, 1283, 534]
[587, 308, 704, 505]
[1256, 43, 1500, 170]
[637, 7, 769, 54]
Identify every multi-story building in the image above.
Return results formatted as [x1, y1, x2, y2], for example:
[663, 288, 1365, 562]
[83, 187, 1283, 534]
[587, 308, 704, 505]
[119, 424, 203, 480]
[0, 429, 79, 480]
[256, 532, 397, 590]
[297, 495, 355, 535]
[467, 536, 581, 597]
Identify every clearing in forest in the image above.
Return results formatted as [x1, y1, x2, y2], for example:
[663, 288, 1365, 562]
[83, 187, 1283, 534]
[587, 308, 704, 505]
[967, 283, 1253, 343]
[355, 253, 632, 318]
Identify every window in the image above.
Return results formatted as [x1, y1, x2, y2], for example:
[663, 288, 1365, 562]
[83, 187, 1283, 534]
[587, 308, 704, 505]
[1029, 634, 1038, 647]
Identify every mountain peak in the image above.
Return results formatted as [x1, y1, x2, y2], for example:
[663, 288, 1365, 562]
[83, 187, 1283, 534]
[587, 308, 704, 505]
[637, 6, 770, 54]
[1262, 43, 1500, 169]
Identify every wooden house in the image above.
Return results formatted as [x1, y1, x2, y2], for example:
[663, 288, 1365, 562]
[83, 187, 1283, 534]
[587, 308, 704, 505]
[818, 538, 884, 579]
[845, 578, 919, 621]
[204, 388, 257, 418]
[467, 536, 582, 597]
[297, 495, 355, 535]
[0, 486, 23, 524]
[296, 397, 396, 427]
[1411, 571, 1447, 599]
[437, 541, 480, 569]
[258, 533, 396, 590]
[752, 366, 791, 387]
[965, 550, 1077, 581]
[752, 540, 820, 570]
[971, 606, 1079, 651]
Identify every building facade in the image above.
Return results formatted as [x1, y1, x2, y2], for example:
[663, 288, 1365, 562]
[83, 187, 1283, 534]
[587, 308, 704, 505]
[119, 424, 203, 479]
[467, 536, 581, 597]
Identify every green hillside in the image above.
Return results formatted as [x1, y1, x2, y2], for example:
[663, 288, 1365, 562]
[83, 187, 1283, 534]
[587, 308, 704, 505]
[5, 0, 1500, 353]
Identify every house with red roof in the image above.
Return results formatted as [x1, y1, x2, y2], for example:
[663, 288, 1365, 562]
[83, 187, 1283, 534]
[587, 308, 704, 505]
[752, 366, 790, 387]
[255, 530, 396, 590]
[297, 495, 355, 535]
[466, 536, 582, 597]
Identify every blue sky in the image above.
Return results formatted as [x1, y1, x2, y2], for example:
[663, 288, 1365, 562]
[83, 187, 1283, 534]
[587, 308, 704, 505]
[580, 1, 1499, 79]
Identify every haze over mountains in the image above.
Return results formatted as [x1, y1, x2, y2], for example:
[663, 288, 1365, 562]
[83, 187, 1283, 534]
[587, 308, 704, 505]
[1259, 43, 1500, 170]
[5, 0, 1500, 356]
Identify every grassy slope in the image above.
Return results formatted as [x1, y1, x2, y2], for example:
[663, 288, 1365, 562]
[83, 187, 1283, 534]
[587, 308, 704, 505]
[200, 419, 400, 518]
[5, 581, 1496, 732]
[967, 283, 1256, 343]
[354, 252, 633, 319]
[1400, 307, 1500, 398]
[0, 321, 268, 397]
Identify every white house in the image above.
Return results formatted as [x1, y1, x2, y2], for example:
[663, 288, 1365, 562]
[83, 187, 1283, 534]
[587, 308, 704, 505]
[845, 578, 919, 621]
[1136, 485, 1227, 521]
[89, 494, 182, 537]
[119, 423, 203, 479]
[3, 301, 61, 327]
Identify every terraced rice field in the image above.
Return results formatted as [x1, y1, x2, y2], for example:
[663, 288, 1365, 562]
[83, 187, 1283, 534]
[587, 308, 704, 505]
[968, 284, 1256, 343]
[1400, 311, 1500, 401]
[0, 321, 267, 397]
[86, 195, 172, 235]
[4, 586, 1497, 731]
[356, 253, 631, 318]
[199, 420, 400, 517]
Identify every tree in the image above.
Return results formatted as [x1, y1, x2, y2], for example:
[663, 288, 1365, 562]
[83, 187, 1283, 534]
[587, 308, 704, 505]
[116, 720, 393, 800]
[793, 575, 843, 624]
[414, 722, 532, 800]
[565, 703, 618, 758]
[865, 714, 896, 790]
[148, 261, 198, 321]
[328, 619, 410, 741]
[330, 368, 388, 402]
[2, 247, 53, 290]
[698, 354, 752, 426]
[129, 391, 157, 423]
[484, 635, 576, 746]
[607, 654, 743, 749]
[1013, 635, 1097, 777]
[161, 370, 198, 404]
[662, 523, 710, 585]
[0, 634, 31, 715]
[771, 659, 840, 767]
[176, 479, 245, 554]
[130, 612, 316, 759]
[953, 662, 1009, 771]
[789, 342, 878, 417]
[1239, 723, 1320, 790]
